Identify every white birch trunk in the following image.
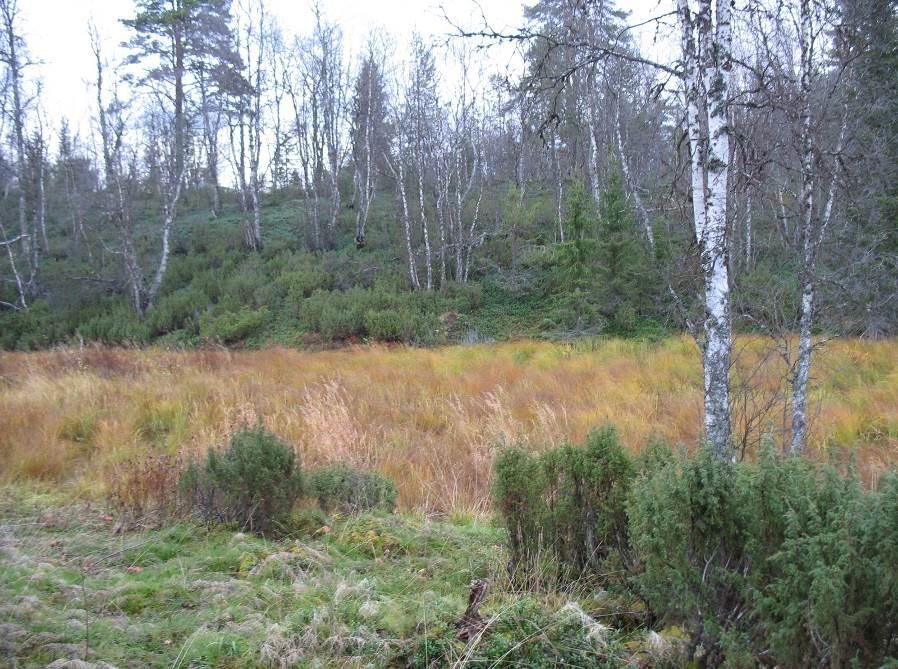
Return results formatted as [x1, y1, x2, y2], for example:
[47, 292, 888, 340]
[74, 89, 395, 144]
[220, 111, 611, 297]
[790, 0, 817, 455]
[146, 175, 183, 309]
[0, 225, 27, 309]
[790, 0, 849, 453]
[386, 151, 420, 290]
[744, 188, 752, 268]
[418, 165, 433, 290]
[679, 0, 733, 459]
[614, 107, 654, 251]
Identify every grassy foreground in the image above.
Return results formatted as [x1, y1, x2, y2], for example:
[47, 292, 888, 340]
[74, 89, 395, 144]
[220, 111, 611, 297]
[2, 337, 897, 512]
[0, 486, 667, 669]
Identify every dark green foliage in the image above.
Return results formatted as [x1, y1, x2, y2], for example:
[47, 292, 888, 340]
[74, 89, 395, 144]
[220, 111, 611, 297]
[179, 425, 303, 535]
[594, 165, 658, 334]
[523, 169, 664, 336]
[493, 430, 898, 667]
[758, 467, 898, 668]
[0, 185, 670, 348]
[199, 306, 271, 344]
[627, 447, 898, 667]
[146, 286, 209, 336]
[0, 301, 55, 350]
[627, 448, 757, 665]
[492, 447, 546, 575]
[307, 464, 397, 513]
[493, 426, 634, 584]
[297, 283, 448, 344]
[76, 303, 151, 345]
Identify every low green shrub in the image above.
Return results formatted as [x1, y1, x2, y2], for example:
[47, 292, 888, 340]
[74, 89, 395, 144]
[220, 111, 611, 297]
[179, 425, 303, 535]
[493, 425, 634, 585]
[146, 286, 209, 335]
[364, 308, 421, 342]
[494, 428, 898, 667]
[274, 263, 332, 301]
[307, 464, 397, 513]
[0, 300, 55, 349]
[758, 466, 898, 668]
[628, 448, 757, 666]
[318, 300, 365, 340]
[76, 303, 150, 345]
[627, 447, 898, 667]
[199, 306, 270, 344]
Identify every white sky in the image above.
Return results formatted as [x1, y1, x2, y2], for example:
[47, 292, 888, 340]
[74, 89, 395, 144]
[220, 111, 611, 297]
[19, 0, 676, 143]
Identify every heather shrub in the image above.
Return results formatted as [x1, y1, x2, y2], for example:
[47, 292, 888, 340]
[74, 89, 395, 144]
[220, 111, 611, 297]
[307, 464, 397, 513]
[76, 303, 150, 345]
[364, 308, 423, 342]
[179, 426, 303, 535]
[145, 286, 209, 336]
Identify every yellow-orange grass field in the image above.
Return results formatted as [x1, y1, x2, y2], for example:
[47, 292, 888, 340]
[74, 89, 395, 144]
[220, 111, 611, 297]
[1, 337, 897, 513]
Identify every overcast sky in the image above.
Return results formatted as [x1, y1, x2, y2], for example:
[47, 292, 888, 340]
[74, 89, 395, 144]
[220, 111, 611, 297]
[19, 0, 676, 139]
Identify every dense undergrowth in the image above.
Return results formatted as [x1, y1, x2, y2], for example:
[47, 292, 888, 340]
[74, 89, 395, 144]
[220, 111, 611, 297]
[5, 420, 898, 668]
[0, 185, 678, 351]
[0, 425, 661, 669]
[494, 428, 898, 667]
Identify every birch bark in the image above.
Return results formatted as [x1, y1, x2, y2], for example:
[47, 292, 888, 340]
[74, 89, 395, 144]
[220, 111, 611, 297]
[678, 0, 734, 458]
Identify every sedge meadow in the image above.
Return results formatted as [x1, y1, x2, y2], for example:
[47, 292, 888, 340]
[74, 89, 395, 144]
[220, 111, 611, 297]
[2, 337, 897, 512]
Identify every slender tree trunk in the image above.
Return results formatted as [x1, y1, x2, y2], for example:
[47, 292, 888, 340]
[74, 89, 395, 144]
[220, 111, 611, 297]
[436, 159, 447, 286]
[678, 0, 733, 459]
[614, 106, 654, 251]
[744, 188, 752, 269]
[386, 151, 420, 290]
[37, 139, 48, 254]
[588, 95, 602, 209]
[3, 0, 34, 297]
[355, 71, 374, 246]
[463, 177, 484, 283]
[146, 176, 183, 309]
[93, 23, 144, 316]
[417, 157, 433, 290]
[0, 224, 27, 309]
[790, 0, 849, 452]
[552, 138, 565, 243]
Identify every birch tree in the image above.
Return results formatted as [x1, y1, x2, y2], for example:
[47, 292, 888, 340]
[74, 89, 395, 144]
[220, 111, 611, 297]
[92, 25, 145, 316]
[350, 46, 390, 248]
[383, 91, 421, 290]
[677, 0, 735, 458]
[122, 0, 238, 309]
[406, 36, 438, 289]
[788, 0, 851, 453]
[289, 6, 346, 249]
[227, 0, 266, 251]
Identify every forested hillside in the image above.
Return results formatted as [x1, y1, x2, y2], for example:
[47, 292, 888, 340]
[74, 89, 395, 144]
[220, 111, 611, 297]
[0, 0, 894, 352]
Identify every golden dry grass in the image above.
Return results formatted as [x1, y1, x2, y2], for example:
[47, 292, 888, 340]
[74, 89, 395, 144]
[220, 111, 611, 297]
[1, 337, 897, 512]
